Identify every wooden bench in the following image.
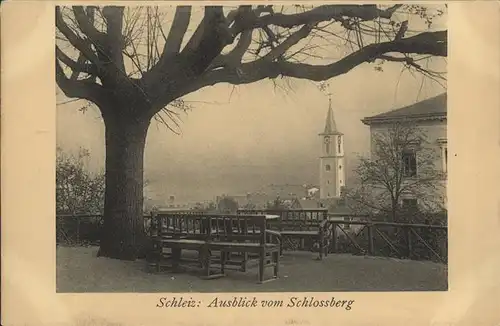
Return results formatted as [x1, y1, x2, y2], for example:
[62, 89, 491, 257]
[238, 208, 331, 260]
[150, 211, 281, 283]
[149, 210, 208, 273]
[203, 214, 281, 283]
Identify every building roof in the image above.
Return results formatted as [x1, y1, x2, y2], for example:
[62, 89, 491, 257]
[362, 93, 447, 125]
[293, 199, 321, 209]
[320, 98, 343, 135]
[228, 193, 275, 209]
[256, 184, 308, 200]
[318, 197, 340, 208]
[329, 204, 355, 215]
[248, 194, 275, 208]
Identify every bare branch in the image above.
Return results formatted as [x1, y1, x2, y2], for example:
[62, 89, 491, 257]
[55, 57, 106, 105]
[208, 29, 253, 69]
[72, 6, 106, 43]
[71, 6, 97, 81]
[56, 46, 98, 75]
[394, 20, 408, 40]
[145, 6, 231, 89]
[161, 6, 192, 57]
[258, 23, 314, 62]
[101, 6, 126, 73]
[55, 6, 100, 65]
[237, 5, 403, 31]
[182, 6, 228, 54]
[270, 31, 446, 81]
[188, 30, 446, 94]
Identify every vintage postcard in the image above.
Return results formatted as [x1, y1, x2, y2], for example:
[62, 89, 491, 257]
[1, 2, 499, 326]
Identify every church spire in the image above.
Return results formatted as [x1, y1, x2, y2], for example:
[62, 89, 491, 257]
[323, 95, 338, 134]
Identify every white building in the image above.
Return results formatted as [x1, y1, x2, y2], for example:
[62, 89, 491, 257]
[362, 93, 447, 211]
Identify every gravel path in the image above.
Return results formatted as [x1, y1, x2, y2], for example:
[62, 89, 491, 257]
[56, 246, 447, 293]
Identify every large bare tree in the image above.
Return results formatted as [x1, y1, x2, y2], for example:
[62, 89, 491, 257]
[56, 5, 447, 260]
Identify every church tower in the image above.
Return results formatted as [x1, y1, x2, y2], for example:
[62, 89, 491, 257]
[319, 97, 345, 199]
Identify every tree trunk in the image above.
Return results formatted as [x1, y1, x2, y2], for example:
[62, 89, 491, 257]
[391, 197, 399, 222]
[98, 113, 151, 260]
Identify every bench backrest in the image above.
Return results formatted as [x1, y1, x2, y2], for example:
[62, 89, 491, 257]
[237, 208, 328, 231]
[152, 211, 267, 244]
[203, 214, 267, 244]
[152, 211, 208, 239]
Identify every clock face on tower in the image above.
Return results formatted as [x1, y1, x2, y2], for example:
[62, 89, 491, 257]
[324, 136, 330, 144]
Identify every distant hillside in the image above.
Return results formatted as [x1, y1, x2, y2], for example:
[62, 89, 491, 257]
[144, 153, 359, 204]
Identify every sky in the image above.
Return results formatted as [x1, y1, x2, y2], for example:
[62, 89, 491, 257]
[56, 5, 447, 204]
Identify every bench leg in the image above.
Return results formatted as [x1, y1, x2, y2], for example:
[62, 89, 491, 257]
[156, 257, 161, 273]
[201, 247, 225, 280]
[221, 251, 226, 274]
[151, 244, 161, 273]
[274, 251, 279, 278]
[318, 239, 323, 260]
[198, 249, 204, 268]
[172, 248, 181, 271]
[241, 252, 248, 272]
[203, 247, 211, 277]
[258, 249, 265, 283]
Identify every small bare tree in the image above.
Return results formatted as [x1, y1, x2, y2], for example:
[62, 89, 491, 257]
[346, 122, 445, 222]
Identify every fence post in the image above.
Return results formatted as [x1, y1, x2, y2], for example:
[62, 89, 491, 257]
[76, 215, 81, 245]
[331, 222, 338, 253]
[367, 223, 374, 255]
[405, 226, 413, 259]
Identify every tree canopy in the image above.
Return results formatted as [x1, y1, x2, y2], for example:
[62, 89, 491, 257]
[56, 5, 447, 123]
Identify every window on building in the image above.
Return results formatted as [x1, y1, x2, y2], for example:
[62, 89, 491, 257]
[337, 136, 342, 153]
[402, 198, 418, 210]
[402, 151, 417, 177]
[326, 143, 330, 155]
[339, 165, 342, 170]
[325, 164, 331, 171]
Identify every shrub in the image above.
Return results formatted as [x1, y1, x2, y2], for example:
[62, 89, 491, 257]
[56, 147, 105, 215]
[56, 147, 105, 245]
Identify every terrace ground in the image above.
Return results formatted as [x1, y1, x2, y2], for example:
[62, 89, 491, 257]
[57, 246, 447, 292]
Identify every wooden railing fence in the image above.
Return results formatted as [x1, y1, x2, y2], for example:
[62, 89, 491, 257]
[56, 212, 447, 263]
[329, 218, 447, 263]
